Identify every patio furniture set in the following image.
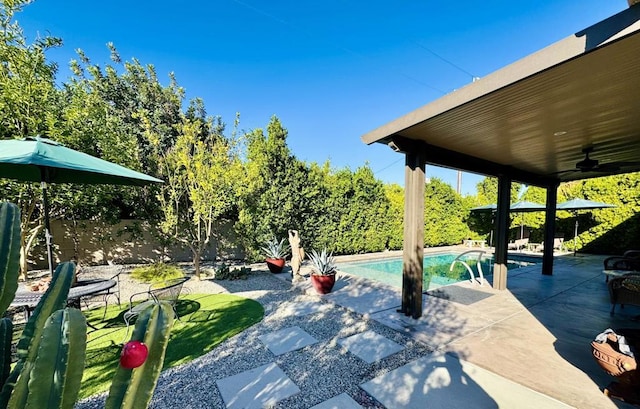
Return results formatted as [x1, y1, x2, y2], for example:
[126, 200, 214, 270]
[603, 249, 640, 315]
[592, 250, 640, 406]
[9, 268, 187, 334]
[10, 276, 119, 320]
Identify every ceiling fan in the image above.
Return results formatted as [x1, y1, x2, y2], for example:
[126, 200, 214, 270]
[556, 146, 640, 175]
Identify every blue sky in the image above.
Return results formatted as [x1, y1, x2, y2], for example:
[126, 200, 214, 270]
[16, 1, 626, 195]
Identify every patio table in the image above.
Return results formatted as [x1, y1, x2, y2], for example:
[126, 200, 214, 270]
[9, 278, 116, 319]
[602, 269, 637, 283]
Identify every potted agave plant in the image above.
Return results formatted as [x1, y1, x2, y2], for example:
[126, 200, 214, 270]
[262, 237, 289, 273]
[309, 248, 337, 294]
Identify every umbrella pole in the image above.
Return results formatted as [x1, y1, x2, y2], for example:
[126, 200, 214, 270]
[573, 218, 579, 257]
[41, 181, 54, 274]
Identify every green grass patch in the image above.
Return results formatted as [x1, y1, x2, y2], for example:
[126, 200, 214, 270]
[79, 293, 264, 399]
[130, 262, 185, 283]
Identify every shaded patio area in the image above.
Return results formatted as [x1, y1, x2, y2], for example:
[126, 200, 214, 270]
[317, 249, 640, 408]
[360, 3, 640, 318]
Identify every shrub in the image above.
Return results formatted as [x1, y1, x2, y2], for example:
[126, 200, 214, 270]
[213, 263, 251, 280]
[131, 262, 185, 283]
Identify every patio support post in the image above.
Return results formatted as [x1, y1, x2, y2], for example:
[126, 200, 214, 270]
[493, 175, 511, 290]
[542, 183, 559, 275]
[400, 151, 425, 319]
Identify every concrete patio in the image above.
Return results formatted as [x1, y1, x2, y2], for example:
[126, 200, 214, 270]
[301, 248, 640, 408]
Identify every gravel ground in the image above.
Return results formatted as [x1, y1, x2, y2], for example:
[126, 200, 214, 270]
[74, 264, 434, 409]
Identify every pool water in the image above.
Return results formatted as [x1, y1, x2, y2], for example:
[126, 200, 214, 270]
[337, 252, 536, 290]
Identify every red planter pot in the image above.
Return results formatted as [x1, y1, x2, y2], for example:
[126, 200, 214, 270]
[311, 274, 336, 294]
[266, 258, 286, 273]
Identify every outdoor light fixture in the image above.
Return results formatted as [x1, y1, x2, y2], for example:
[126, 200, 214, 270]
[388, 141, 401, 152]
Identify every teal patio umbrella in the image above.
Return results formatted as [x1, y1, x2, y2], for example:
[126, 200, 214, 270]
[471, 201, 545, 243]
[470, 204, 498, 245]
[557, 198, 615, 256]
[0, 136, 163, 273]
[510, 201, 545, 240]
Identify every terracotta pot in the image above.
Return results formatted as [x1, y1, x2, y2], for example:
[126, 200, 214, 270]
[266, 258, 286, 273]
[311, 273, 336, 294]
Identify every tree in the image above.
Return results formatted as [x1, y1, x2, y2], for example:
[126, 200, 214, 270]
[0, 0, 61, 277]
[474, 177, 521, 204]
[237, 116, 321, 259]
[319, 165, 392, 254]
[0, 0, 61, 138]
[383, 183, 404, 250]
[424, 178, 472, 246]
[517, 186, 546, 241]
[157, 115, 241, 278]
[570, 173, 640, 254]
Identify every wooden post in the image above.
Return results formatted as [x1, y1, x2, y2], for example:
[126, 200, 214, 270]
[400, 151, 425, 318]
[493, 175, 511, 290]
[542, 183, 559, 275]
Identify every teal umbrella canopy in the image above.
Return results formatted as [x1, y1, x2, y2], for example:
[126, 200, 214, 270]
[0, 136, 162, 185]
[0, 136, 162, 273]
[557, 198, 615, 256]
[509, 201, 545, 212]
[472, 201, 545, 241]
[470, 203, 497, 212]
[471, 201, 545, 212]
[557, 198, 615, 211]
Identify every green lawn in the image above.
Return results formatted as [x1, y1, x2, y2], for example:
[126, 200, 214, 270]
[79, 293, 264, 399]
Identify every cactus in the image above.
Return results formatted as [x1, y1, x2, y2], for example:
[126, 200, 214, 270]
[0, 319, 12, 388]
[0, 203, 19, 391]
[8, 308, 86, 409]
[0, 262, 82, 409]
[106, 301, 175, 409]
[0, 201, 176, 409]
[0, 203, 20, 315]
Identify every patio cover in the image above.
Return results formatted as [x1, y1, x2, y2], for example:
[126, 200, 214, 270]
[361, 5, 640, 318]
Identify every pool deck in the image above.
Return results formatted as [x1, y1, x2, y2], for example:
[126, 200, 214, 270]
[295, 246, 639, 408]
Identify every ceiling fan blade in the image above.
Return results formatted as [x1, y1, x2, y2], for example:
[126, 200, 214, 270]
[553, 147, 640, 178]
[593, 161, 640, 173]
[595, 163, 620, 172]
[606, 161, 640, 168]
[550, 169, 580, 176]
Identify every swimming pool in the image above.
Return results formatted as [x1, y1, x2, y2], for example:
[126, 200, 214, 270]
[337, 252, 537, 290]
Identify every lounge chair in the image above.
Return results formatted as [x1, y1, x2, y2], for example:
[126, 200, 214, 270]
[122, 277, 188, 340]
[508, 238, 528, 251]
[536, 238, 565, 252]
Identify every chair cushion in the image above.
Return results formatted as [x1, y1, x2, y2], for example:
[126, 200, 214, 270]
[622, 277, 640, 292]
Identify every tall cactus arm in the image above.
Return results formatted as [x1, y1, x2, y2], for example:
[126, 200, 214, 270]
[15, 262, 74, 360]
[106, 302, 175, 409]
[0, 262, 74, 407]
[0, 318, 12, 389]
[0, 202, 20, 314]
[8, 308, 86, 409]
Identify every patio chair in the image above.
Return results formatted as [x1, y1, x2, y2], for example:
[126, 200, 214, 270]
[122, 277, 189, 340]
[608, 273, 640, 315]
[603, 253, 640, 282]
[80, 264, 124, 319]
